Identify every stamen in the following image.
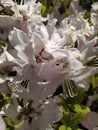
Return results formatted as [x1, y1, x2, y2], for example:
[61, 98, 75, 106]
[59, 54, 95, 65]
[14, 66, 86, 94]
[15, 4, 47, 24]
[9, 65, 32, 92]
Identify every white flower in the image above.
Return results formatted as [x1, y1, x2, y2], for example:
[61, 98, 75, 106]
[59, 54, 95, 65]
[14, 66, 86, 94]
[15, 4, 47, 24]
[0, 0, 47, 43]
[17, 97, 62, 130]
[8, 19, 87, 97]
[0, 0, 44, 23]
[31, 19, 66, 54]
[77, 34, 98, 60]
[31, 19, 83, 72]
[61, 11, 96, 41]
[69, 34, 98, 90]
[12, 0, 44, 22]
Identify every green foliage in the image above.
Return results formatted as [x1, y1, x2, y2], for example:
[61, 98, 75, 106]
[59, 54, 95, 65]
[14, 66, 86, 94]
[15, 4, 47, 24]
[5, 118, 16, 130]
[5, 118, 24, 130]
[62, 113, 84, 129]
[59, 0, 72, 16]
[60, 87, 85, 111]
[0, 43, 5, 54]
[41, 0, 57, 17]
[58, 86, 90, 130]
[58, 80, 98, 130]
[59, 125, 66, 130]
[59, 125, 72, 130]
[83, 12, 90, 21]
[91, 74, 98, 88]
[83, 12, 92, 26]
[74, 104, 90, 115]
[40, 0, 72, 17]
[61, 104, 90, 129]
[0, 93, 12, 111]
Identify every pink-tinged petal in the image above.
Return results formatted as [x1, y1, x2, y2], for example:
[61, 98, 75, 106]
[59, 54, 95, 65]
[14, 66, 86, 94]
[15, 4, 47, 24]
[38, 63, 64, 97]
[28, 103, 62, 130]
[81, 112, 98, 130]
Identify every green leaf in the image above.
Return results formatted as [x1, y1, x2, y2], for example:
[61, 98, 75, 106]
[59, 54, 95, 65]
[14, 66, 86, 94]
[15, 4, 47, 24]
[60, 87, 85, 112]
[59, 125, 66, 130]
[5, 118, 15, 130]
[62, 113, 84, 129]
[74, 104, 90, 115]
[40, 0, 56, 17]
[40, 0, 72, 17]
[0, 43, 5, 54]
[0, 93, 12, 110]
[66, 127, 72, 130]
[59, 125, 72, 130]
[91, 74, 98, 88]
[41, 5, 47, 17]
[83, 12, 91, 23]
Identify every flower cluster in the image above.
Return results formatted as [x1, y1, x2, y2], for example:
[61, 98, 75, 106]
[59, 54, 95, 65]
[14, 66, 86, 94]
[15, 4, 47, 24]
[0, 0, 98, 130]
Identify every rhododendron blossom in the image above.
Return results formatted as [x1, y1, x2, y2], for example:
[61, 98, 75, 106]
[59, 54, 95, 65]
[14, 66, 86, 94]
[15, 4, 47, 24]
[0, 0, 98, 130]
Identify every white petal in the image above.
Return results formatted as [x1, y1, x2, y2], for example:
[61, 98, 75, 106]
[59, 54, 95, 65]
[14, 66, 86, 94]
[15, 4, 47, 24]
[0, 115, 6, 130]
[0, 16, 15, 28]
[91, 13, 98, 26]
[9, 28, 28, 51]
